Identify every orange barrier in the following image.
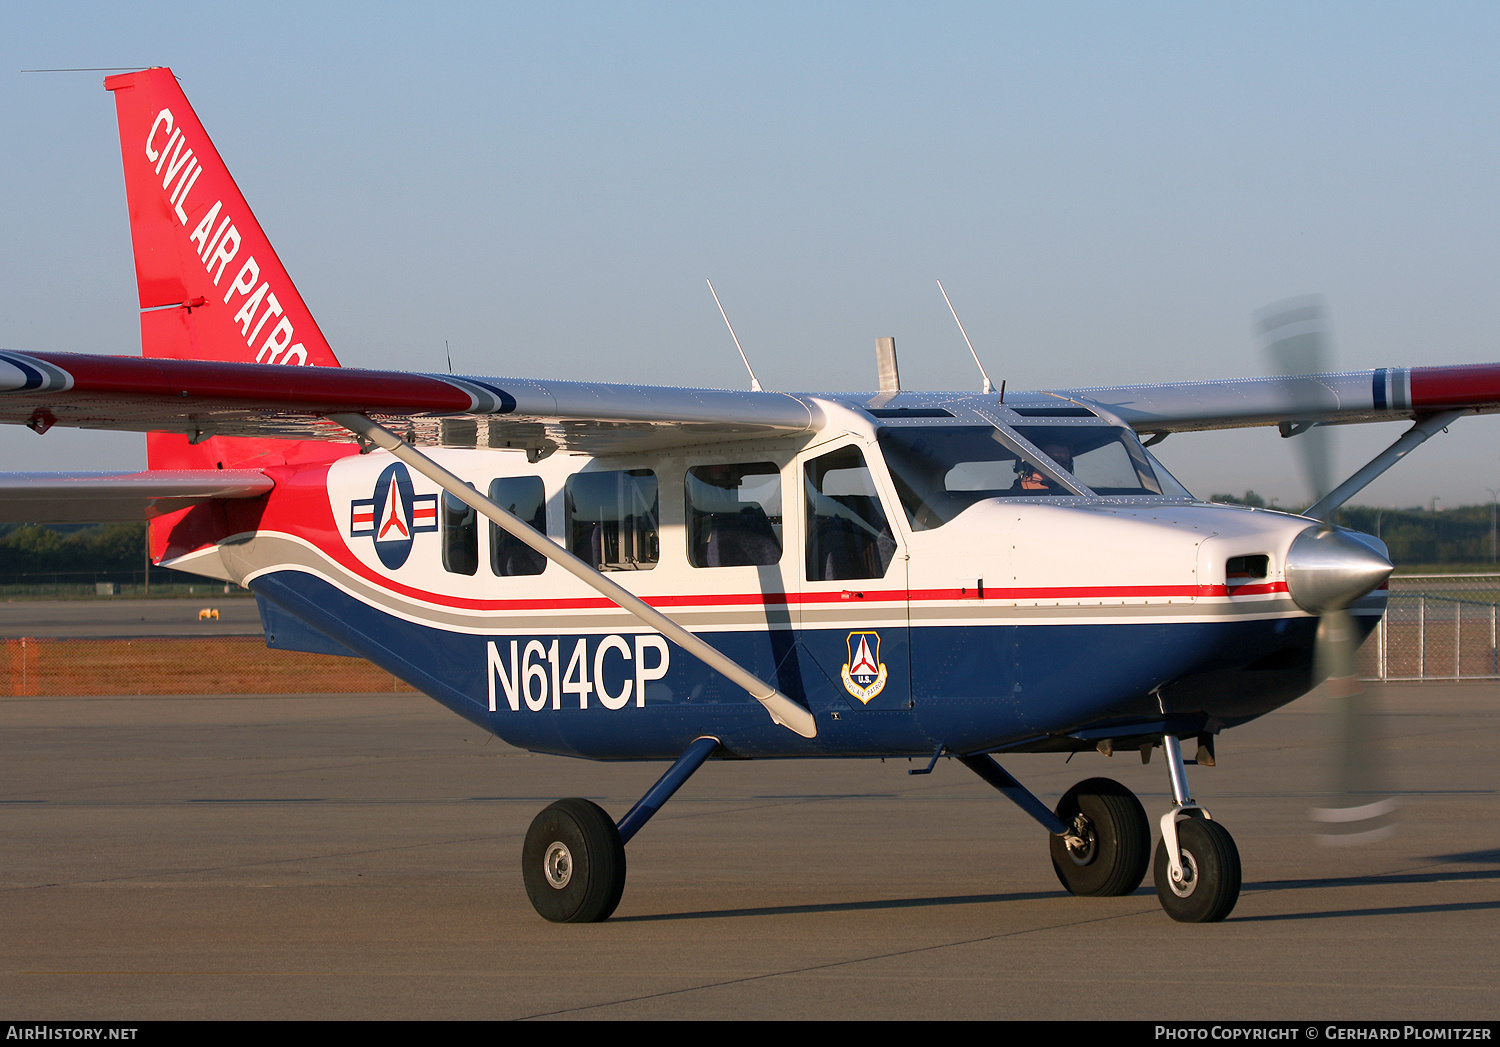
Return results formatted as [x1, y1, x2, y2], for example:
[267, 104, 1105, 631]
[2, 637, 417, 696]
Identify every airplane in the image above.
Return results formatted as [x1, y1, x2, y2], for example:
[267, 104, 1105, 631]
[5, 66, 1499, 925]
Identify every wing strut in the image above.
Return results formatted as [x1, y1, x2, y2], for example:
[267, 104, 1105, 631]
[327, 413, 817, 740]
[1304, 409, 1466, 520]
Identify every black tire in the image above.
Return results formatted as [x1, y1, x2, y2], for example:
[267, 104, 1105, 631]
[522, 798, 627, 923]
[1049, 777, 1151, 897]
[1153, 816, 1241, 923]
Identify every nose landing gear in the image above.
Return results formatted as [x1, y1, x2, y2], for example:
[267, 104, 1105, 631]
[961, 748, 1240, 922]
[1152, 733, 1241, 923]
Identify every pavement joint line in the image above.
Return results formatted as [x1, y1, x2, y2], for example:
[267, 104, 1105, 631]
[514, 906, 1157, 1020]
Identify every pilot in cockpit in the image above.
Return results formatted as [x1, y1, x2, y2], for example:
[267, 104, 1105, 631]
[1017, 442, 1075, 492]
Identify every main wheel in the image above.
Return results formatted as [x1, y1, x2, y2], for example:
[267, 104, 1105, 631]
[1153, 816, 1241, 923]
[522, 798, 627, 923]
[1049, 777, 1151, 897]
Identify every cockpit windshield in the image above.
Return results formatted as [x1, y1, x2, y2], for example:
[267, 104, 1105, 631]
[1011, 425, 1174, 497]
[876, 424, 1190, 531]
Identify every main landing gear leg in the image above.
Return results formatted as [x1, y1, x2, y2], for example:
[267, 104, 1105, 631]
[958, 755, 1151, 897]
[1154, 734, 1241, 923]
[522, 735, 720, 923]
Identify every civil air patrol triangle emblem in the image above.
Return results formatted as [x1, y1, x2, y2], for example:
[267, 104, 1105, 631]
[841, 630, 889, 704]
[349, 462, 438, 569]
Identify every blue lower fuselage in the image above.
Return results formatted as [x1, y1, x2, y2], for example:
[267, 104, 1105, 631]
[252, 569, 1361, 761]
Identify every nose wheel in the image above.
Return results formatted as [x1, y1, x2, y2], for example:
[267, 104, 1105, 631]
[1154, 815, 1241, 922]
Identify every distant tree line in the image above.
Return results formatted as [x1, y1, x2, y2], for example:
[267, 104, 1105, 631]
[1209, 492, 1499, 567]
[0, 523, 147, 580]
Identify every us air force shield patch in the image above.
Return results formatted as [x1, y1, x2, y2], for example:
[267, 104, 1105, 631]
[840, 631, 888, 704]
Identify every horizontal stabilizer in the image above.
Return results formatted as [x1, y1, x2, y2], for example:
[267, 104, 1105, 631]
[0, 470, 272, 522]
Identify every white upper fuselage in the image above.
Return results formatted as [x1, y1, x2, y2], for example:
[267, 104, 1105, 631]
[198, 391, 1336, 649]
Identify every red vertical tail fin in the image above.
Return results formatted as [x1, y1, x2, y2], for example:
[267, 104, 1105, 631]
[106, 67, 347, 477]
[107, 67, 341, 371]
[107, 68, 352, 560]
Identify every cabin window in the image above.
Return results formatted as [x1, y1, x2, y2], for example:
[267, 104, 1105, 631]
[442, 485, 479, 576]
[805, 446, 896, 581]
[686, 462, 782, 568]
[566, 469, 659, 571]
[489, 477, 547, 577]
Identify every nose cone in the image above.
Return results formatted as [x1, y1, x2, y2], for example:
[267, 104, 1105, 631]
[1284, 526, 1393, 614]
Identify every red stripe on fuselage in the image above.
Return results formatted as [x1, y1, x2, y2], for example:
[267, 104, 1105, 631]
[251, 465, 1303, 614]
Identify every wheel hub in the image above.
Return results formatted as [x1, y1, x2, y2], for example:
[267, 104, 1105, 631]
[544, 841, 573, 889]
[1064, 814, 1098, 866]
[1168, 847, 1199, 898]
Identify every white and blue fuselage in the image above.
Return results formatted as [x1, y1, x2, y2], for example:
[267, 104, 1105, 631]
[160, 392, 1380, 762]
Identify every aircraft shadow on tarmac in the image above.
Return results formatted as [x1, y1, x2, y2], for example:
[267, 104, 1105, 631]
[615, 852, 1500, 924]
[1232, 849, 1500, 923]
[612, 890, 1067, 923]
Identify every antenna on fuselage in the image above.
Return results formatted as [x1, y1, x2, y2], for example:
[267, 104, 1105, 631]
[706, 279, 763, 392]
[876, 337, 901, 392]
[937, 280, 995, 395]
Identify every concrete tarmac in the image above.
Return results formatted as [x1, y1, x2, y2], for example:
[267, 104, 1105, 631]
[1, 683, 1497, 1020]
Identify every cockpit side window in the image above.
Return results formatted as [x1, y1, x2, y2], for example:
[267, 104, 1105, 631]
[804, 446, 896, 581]
[686, 462, 782, 568]
[876, 426, 1077, 530]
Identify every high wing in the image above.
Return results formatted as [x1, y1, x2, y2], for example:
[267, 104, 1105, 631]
[0, 349, 821, 456]
[4, 348, 1500, 456]
[1053, 364, 1500, 435]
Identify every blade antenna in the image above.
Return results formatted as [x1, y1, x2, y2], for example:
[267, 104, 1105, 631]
[937, 280, 994, 394]
[706, 279, 763, 392]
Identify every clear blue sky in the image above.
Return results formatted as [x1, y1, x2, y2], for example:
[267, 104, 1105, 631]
[3, 2, 1498, 509]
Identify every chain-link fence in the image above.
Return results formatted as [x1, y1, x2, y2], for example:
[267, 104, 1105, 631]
[1364, 574, 1500, 681]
